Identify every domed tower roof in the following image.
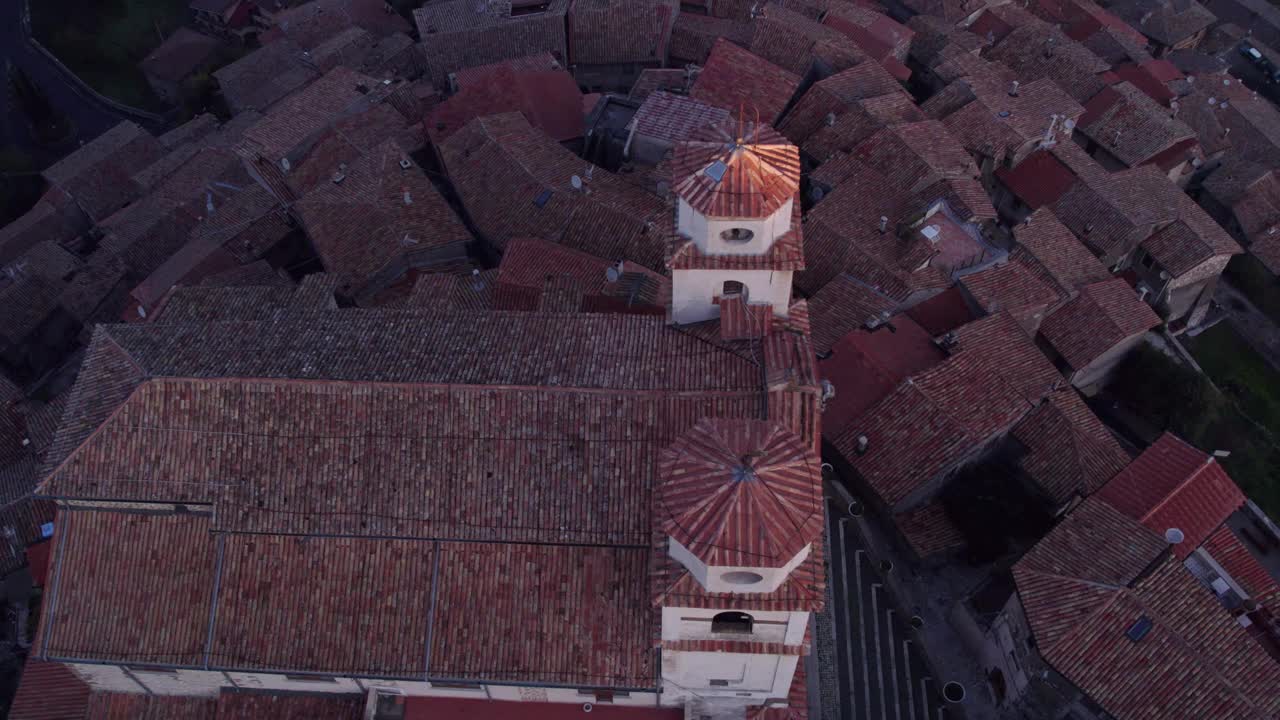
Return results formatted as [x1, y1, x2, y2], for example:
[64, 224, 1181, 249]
[658, 418, 821, 568]
[671, 120, 800, 219]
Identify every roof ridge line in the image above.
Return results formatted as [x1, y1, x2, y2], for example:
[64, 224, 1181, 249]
[1136, 443, 1215, 525]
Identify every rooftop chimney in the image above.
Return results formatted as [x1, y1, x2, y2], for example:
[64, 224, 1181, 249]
[1008, 80, 1020, 97]
[879, 216, 889, 233]
[855, 435, 869, 455]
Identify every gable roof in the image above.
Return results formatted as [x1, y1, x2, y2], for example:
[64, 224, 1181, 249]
[632, 91, 730, 145]
[748, 2, 868, 77]
[439, 112, 670, 269]
[1038, 278, 1161, 370]
[567, 0, 678, 66]
[1011, 208, 1112, 294]
[42, 122, 165, 222]
[1097, 432, 1246, 556]
[212, 40, 320, 114]
[413, 0, 570, 86]
[261, 0, 412, 49]
[671, 121, 800, 219]
[237, 66, 387, 163]
[1078, 82, 1196, 167]
[985, 23, 1110, 102]
[1012, 388, 1131, 506]
[657, 419, 822, 567]
[295, 140, 471, 297]
[1014, 496, 1280, 720]
[1111, 0, 1216, 47]
[690, 38, 802, 125]
[494, 237, 669, 312]
[427, 64, 584, 143]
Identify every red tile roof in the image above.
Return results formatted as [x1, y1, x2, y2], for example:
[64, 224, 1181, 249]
[427, 65, 584, 143]
[263, 0, 412, 49]
[834, 313, 1057, 506]
[689, 38, 802, 125]
[928, 76, 1085, 165]
[748, 3, 867, 77]
[630, 68, 690, 100]
[295, 140, 472, 298]
[904, 287, 975, 336]
[1098, 432, 1246, 557]
[985, 23, 1110, 103]
[439, 112, 671, 269]
[495, 237, 669, 312]
[668, 13, 753, 64]
[959, 259, 1062, 333]
[1038, 278, 1161, 370]
[212, 41, 320, 115]
[42, 122, 165, 223]
[1015, 495, 1280, 720]
[139, 27, 220, 83]
[7, 660, 91, 720]
[657, 419, 822, 567]
[1203, 524, 1280, 607]
[1012, 388, 1131, 506]
[818, 314, 945, 436]
[1011, 208, 1112, 294]
[237, 66, 388, 163]
[632, 91, 731, 145]
[38, 511, 218, 666]
[823, 4, 914, 61]
[807, 273, 897, 354]
[1141, 216, 1241, 278]
[895, 501, 965, 558]
[1078, 82, 1196, 167]
[671, 121, 800, 218]
[846, 120, 979, 194]
[718, 295, 776, 340]
[994, 149, 1078, 210]
[567, 0, 678, 66]
[777, 61, 909, 150]
[413, 0, 570, 87]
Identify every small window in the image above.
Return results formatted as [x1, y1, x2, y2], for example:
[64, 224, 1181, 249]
[721, 228, 755, 243]
[711, 611, 754, 634]
[511, 0, 551, 15]
[722, 570, 765, 585]
[710, 679, 731, 687]
[128, 666, 177, 675]
[1140, 252, 1155, 269]
[285, 674, 337, 682]
[722, 280, 746, 299]
[431, 681, 485, 691]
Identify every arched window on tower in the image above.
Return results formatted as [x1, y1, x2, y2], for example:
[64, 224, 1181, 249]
[711, 611, 754, 634]
[721, 228, 755, 243]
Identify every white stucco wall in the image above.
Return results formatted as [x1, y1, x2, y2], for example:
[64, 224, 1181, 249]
[660, 606, 809, 645]
[661, 650, 798, 703]
[671, 269, 793, 325]
[677, 199, 794, 256]
[69, 664, 224, 696]
[667, 537, 811, 593]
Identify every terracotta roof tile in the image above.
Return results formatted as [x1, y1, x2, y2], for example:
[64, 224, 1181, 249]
[824, 2, 914, 61]
[295, 140, 471, 298]
[690, 38, 802, 125]
[1038, 278, 1161, 370]
[1098, 432, 1245, 556]
[1015, 496, 1280, 720]
[495, 237, 669, 312]
[657, 419, 822, 567]
[671, 121, 799, 218]
[1011, 208, 1112, 293]
[139, 28, 220, 83]
[748, 2, 868, 77]
[237, 66, 389, 163]
[807, 273, 897, 354]
[1078, 82, 1196, 167]
[414, 0, 570, 87]
[904, 287, 975, 336]
[630, 68, 690, 100]
[8, 661, 93, 720]
[895, 501, 965, 558]
[986, 23, 1110, 103]
[632, 91, 731, 145]
[1012, 388, 1131, 505]
[440, 112, 671, 269]
[927, 76, 1085, 165]
[1111, 0, 1216, 47]
[959, 258, 1062, 333]
[264, 0, 412, 49]
[669, 13, 752, 64]
[212, 41, 320, 114]
[38, 510, 218, 665]
[778, 61, 908, 149]
[567, 0, 678, 66]
[427, 65, 584, 143]
[42, 122, 165, 222]
[1203, 524, 1280, 606]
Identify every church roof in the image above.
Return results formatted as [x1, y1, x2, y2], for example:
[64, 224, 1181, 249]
[658, 418, 822, 568]
[671, 121, 800, 219]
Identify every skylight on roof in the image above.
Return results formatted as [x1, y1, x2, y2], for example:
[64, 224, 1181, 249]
[1125, 615, 1153, 643]
[533, 189, 553, 208]
[704, 160, 728, 183]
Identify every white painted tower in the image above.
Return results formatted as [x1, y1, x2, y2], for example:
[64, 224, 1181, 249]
[666, 121, 803, 325]
[652, 418, 823, 715]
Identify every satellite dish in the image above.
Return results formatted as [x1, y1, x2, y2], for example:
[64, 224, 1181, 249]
[571, 174, 583, 190]
[1063, 118, 1076, 131]
[606, 266, 620, 283]
[1165, 528, 1185, 544]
